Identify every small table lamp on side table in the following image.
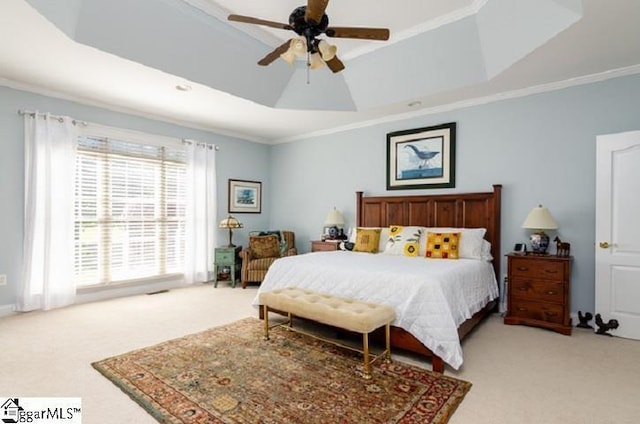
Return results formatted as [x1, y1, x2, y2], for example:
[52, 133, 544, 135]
[522, 205, 558, 254]
[219, 215, 243, 247]
[323, 207, 347, 241]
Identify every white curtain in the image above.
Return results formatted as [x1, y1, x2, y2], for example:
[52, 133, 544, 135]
[18, 113, 78, 311]
[184, 143, 217, 284]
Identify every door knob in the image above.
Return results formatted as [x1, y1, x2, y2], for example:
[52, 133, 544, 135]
[599, 242, 610, 249]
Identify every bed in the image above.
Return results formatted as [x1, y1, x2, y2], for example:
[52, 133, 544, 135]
[254, 185, 502, 372]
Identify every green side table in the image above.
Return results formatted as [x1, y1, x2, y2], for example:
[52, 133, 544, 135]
[213, 245, 242, 288]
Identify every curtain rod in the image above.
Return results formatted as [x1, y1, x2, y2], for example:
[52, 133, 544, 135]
[182, 138, 219, 151]
[18, 110, 219, 151]
[18, 109, 88, 126]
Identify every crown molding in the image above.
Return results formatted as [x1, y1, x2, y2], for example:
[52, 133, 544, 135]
[4, 64, 639, 146]
[0, 77, 271, 144]
[274, 64, 640, 144]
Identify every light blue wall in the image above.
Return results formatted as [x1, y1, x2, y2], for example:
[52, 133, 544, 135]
[3, 74, 640, 314]
[268, 73, 640, 314]
[0, 87, 270, 307]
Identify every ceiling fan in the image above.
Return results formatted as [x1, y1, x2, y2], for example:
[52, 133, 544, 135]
[228, 0, 390, 73]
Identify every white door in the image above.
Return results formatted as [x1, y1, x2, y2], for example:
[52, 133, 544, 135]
[595, 130, 640, 340]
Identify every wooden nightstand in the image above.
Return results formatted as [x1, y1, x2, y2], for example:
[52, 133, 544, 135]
[311, 240, 341, 252]
[213, 245, 242, 288]
[504, 253, 572, 335]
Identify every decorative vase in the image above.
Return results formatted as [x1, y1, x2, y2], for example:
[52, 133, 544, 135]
[529, 231, 550, 254]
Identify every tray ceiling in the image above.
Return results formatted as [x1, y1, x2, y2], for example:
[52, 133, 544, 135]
[1, 0, 639, 143]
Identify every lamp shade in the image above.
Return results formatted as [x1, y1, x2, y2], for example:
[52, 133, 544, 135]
[522, 205, 558, 230]
[219, 216, 243, 229]
[324, 207, 345, 227]
[280, 48, 297, 65]
[309, 52, 325, 69]
[318, 40, 337, 61]
[291, 37, 307, 56]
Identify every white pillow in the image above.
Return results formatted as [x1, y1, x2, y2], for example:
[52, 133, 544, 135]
[383, 226, 426, 257]
[348, 227, 389, 253]
[480, 239, 493, 262]
[427, 227, 487, 259]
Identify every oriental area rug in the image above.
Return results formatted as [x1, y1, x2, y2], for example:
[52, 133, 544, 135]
[92, 317, 471, 424]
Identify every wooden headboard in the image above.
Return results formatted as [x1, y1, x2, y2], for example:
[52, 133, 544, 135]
[356, 184, 502, 279]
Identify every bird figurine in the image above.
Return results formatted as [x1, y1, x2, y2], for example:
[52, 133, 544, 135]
[594, 313, 619, 336]
[577, 311, 593, 329]
[404, 144, 440, 169]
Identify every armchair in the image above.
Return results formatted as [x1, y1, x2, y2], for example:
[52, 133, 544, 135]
[240, 231, 296, 288]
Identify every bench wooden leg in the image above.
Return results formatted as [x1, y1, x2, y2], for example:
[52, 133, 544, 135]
[362, 332, 372, 379]
[384, 323, 392, 363]
[263, 305, 270, 341]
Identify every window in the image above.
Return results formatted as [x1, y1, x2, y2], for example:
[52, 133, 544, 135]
[74, 132, 187, 287]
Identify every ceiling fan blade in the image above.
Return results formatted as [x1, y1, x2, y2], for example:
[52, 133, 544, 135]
[257, 40, 293, 66]
[325, 27, 390, 41]
[305, 0, 330, 25]
[325, 55, 345, 73]
[228, 14, 292, 31]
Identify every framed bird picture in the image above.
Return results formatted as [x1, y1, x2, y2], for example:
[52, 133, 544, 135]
[386, 122, 456, 190]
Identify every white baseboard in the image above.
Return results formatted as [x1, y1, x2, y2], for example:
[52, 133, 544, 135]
[0, 279, 190, 318]
[0, 304, 16, 318]
[75, 279, 186, 305]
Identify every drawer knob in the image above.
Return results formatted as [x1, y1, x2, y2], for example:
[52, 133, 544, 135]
[517, 266, 528, 272]
[517, 307, 527, 312]
[544, 311, 557, 317]
[544, 269, 558, 274]
[547, 291, 556, 295]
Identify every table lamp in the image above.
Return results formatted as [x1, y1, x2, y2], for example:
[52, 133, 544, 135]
[522, 205, 558, 254]
[219, 215, 243, 247]
[324, 207, 346, 240]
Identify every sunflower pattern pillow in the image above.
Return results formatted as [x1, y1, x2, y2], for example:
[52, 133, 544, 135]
[384, 225, 424, 257]
[426, 232, 460, 259]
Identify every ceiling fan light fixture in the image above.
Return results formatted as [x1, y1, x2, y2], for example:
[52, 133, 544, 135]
[228, 1, 390, 74]
[309, 52, 325, 69]
[292, 37, 307, 57]
[280, 48, 297, 66]
[318, 40, 337, 61]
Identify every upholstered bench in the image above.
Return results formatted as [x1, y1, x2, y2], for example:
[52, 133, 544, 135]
[259, 287, 396, 378]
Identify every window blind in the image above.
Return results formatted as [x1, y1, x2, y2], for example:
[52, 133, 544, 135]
[74, 135, 187, 287]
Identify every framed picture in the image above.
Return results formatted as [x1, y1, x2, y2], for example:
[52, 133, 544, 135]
[228, 179, 262, 214]
[386, 122, 456, 190]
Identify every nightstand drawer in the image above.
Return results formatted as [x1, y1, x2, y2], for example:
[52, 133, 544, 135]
[215, 250, 235, 263]
[510, 299, 564, 325]
[510, 278, 564, 303]
[510, 258, 564, 279]
[311, 240, 341, 252]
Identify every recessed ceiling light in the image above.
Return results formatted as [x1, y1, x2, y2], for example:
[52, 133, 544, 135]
[408, 100, 422, 107]
[175, 84, 192, 92]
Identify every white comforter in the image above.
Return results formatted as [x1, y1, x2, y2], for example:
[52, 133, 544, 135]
[253, 251, 499, 369]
